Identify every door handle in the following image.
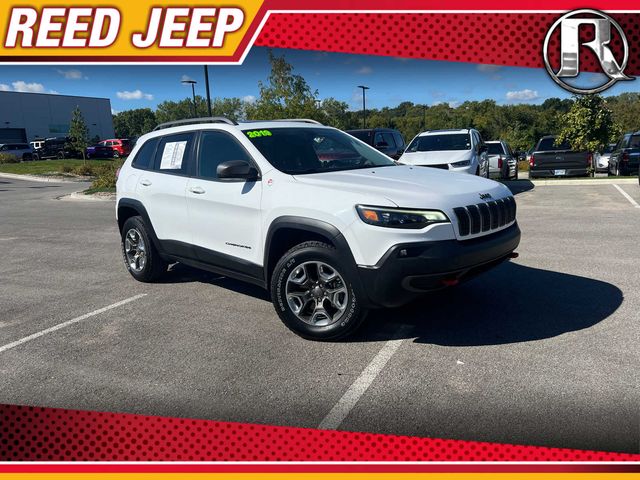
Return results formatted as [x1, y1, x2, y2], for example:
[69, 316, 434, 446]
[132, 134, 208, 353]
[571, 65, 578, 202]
[140, 179, 152, 186]
[188, 186, 206, 194]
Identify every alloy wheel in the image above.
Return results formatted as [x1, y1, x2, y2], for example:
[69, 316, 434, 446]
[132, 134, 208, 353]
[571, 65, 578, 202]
[285, 261, 349, 327]
[124, 228, 147, 272]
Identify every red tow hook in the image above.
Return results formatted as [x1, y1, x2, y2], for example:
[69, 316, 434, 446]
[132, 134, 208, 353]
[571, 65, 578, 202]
[510, 252, 519, 259]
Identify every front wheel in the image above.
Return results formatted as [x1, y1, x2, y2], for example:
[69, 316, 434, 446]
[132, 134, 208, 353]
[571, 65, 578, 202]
[270, 241, 367, 341]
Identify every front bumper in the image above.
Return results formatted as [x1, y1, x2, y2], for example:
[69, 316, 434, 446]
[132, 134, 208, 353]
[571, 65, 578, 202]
[357, 222, 521, 308]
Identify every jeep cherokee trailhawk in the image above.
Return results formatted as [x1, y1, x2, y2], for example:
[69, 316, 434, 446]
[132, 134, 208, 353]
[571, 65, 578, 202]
[116, 117, 520, 340]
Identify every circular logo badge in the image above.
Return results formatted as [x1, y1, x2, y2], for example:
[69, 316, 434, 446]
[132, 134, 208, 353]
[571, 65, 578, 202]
[543, 9, 633, 94]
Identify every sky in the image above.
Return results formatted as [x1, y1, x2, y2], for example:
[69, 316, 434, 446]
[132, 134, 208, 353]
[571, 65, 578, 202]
[0, 47, 637, 114]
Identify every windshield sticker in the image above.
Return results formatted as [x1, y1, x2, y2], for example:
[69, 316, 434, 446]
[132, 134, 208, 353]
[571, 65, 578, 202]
[159, 141, 187, 170]
[245, 130, 272, 139]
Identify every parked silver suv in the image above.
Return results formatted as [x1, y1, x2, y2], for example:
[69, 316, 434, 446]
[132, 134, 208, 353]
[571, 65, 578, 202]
[0, 143, 34, 161]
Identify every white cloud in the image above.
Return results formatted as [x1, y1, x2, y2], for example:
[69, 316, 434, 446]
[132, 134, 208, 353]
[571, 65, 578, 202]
[111, 108, 120, 115]
[56, 69, 86, 80]
[181, 75, 195, 82]
[506, 89, 539, 102]
[432, 100, 462, 108]
[0, 81, 58, 94]
[12, 81, 46, 93]
[116, 89, 154, 100]
[242, 95, 256, 104]
[356, 66, 373, 75]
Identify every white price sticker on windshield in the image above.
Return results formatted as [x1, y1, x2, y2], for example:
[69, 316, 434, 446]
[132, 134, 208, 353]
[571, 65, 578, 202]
[160, 141, 187, 170]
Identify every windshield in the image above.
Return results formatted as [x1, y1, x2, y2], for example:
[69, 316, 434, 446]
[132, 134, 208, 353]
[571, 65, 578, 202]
[406, 133, 471, 152]
[487, 143, 505, 155]
[243, 127, 395, 175]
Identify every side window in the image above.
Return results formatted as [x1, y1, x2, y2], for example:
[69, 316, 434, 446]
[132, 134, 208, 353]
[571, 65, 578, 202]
[393, 132, 405, 149]
[131, 138, 159, 170]
[374, 132, 385, 146]
[198, 131, 252, 180]
[153, 132, 195, 175]
[381, 132, 396, 148]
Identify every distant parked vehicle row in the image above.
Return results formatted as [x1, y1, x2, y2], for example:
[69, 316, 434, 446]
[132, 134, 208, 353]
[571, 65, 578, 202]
[486, 140, 518, 180]
[528, 136, 592, 179]
[608, 131, 640, 177]
[594, 143, 616, 173]
[86, 138, 133, 159]
[0, 143, 34, 161]
[34, 137, 81, 160]
[346, 128, 406, 160]
[398, 128, 490, 177]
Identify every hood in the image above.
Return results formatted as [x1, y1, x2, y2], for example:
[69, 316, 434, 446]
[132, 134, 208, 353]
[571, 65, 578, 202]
[292, 165, 510, 211]
[399, 149, 472, 166]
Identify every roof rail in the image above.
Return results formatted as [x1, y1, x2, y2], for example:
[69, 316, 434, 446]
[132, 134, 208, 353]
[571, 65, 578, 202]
[270, 119, 324, 125]
[153, 116, 238, 131]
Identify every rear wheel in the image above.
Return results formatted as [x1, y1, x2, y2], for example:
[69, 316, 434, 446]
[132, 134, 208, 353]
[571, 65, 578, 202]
[57, 151, 65, 160]
[121, 216, 167, 282]
[270, 241, 367, 341]
[113, 151, 120, 159]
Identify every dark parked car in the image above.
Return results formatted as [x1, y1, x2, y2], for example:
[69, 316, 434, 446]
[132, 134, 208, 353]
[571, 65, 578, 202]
[347, 128, 406, 160]
[86, 141, 114, 159]
[529, 136, 592, 179]
[37, 137, 81, 160]
[608, 131, 640, 176]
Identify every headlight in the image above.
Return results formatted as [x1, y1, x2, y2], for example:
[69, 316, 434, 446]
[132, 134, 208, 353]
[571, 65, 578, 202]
[451, 160, 471, 167]
[356, 205, 449, 229]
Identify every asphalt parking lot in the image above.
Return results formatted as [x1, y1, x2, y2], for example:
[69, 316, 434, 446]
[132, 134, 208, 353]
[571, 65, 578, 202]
[0, 176, 638, 454]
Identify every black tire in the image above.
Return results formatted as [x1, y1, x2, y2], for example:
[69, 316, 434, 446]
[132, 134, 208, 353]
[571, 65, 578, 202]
[475, 166, 480, 176]
[512, 169, 518, 180]
[121, 216, 167, 282]
[57, 151, 65, 160]
[270, 241, 367, 341]
[113, 151, 120, 159]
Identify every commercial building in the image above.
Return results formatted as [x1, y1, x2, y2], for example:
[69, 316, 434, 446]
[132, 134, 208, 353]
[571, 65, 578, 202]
[0, 91, 114, 143]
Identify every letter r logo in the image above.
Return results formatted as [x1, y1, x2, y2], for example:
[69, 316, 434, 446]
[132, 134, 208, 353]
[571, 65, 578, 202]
[544, 9, 634, 94]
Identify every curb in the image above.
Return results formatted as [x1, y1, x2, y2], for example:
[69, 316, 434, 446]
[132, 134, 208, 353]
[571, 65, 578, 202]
[0, 172, 89, 183]
[504, 178, 638, 187]
[58, 191, 116, 202]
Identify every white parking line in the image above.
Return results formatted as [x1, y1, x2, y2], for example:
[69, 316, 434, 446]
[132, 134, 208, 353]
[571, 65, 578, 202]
[613, 184, 640, 208]
[318, 325, 411, 430]
[0, 294, 146, 354]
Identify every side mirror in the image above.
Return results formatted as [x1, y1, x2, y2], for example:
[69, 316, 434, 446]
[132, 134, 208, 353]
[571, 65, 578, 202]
[217, 160, 259, 180]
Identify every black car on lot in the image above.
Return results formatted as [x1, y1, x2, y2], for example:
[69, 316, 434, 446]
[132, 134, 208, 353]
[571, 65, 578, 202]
[37, 137, 81, 160]
[608, 131, 640, 177]
[347, 128, 406, 160]
[529, 135, 592, 179]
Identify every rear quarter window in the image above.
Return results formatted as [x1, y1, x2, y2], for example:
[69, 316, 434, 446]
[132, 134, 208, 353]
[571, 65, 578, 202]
[131, 138, 159, 170]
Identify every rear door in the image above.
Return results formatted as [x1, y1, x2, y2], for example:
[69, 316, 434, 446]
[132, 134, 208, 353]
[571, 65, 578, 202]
[186, 130, 263, 268]
[135, 132, 195, 252]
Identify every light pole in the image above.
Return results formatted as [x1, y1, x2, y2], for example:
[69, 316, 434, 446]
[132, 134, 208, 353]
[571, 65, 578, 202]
[357, 85, 369, 129]
[203, 66, 212, 117]
[182, 79, 198, 118]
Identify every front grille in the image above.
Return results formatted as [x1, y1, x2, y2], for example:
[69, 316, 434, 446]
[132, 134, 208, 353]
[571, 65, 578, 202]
[419, 164, 449, 170]
[453, 196, 516, 237]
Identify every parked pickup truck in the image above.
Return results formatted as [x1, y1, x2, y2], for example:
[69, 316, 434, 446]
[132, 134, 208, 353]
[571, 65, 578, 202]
[529, 136, 592, 179]
[608, 131, 640, 177]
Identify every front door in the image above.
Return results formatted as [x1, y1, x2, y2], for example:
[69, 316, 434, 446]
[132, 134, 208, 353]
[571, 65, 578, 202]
[186, 130, 263, 270]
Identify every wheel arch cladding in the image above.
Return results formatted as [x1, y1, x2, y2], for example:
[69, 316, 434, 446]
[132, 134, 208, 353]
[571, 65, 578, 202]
[116, 198, 162, 253]
[264, 217, 360, 286]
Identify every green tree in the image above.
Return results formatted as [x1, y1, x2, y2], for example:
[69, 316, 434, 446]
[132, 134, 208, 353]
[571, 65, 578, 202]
[113, 108, 157, 138]
[68, 106, 90, 162]
[557, 95, 620, 153]
[245, 51, 321, 120]
[155, 96, 247, 124]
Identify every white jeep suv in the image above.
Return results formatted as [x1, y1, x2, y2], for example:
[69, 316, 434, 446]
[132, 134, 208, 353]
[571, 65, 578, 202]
[116, 118, 520, 340]
[399, 128, 490, 177]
